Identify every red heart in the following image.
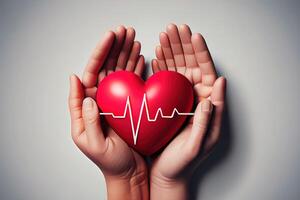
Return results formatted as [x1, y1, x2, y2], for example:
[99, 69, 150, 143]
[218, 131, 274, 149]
[96, 71, 194, 155]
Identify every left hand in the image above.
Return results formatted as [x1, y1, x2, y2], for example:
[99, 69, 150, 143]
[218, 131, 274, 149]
[68, 26, 149, 200]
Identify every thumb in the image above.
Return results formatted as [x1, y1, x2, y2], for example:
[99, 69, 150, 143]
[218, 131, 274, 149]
[185, 99, 213, 158]
[82, 97, 105, 148]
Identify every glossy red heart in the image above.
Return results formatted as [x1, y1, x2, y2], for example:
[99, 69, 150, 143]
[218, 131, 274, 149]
[96, 71, 194, 155]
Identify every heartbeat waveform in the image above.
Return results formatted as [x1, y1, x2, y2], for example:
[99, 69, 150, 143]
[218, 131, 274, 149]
[99, 94, 194, 145]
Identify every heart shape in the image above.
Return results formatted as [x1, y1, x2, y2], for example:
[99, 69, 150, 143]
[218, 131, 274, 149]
[96, 71, 194, 155]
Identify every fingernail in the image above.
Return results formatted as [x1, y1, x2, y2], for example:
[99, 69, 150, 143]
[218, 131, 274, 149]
[201, 100, 212, 112]
[83, 98, 93, 110]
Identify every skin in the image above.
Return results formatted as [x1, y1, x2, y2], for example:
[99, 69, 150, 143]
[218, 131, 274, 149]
[150, 24, 226, 200]
[68, 24, 226, 200]
[68, 26, 149, 200]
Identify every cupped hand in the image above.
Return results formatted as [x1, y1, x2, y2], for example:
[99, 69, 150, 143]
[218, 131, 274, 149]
[151, 24, 226, 183]
[68, 26, 147, 181]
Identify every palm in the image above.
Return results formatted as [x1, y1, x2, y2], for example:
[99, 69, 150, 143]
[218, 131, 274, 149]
[151, 24, 226, 178]
[69, 26, 147, 178]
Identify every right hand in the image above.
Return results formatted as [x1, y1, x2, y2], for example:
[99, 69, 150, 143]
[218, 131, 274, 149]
[150, 24, 226, 197]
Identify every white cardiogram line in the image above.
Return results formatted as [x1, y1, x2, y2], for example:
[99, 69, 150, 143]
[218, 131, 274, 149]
[99, 93, 194, 145]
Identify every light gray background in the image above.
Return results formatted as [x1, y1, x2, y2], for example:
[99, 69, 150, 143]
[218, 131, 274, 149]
[0, 0, 300, 199]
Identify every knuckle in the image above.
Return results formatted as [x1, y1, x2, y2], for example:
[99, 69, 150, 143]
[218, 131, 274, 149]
[194, 119, 209, 131]
[84, 114, 99, 125]
[69, 98, 82, 110]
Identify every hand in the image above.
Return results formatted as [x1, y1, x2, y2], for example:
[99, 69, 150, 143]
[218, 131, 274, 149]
[150, 24, 226, 199]
[68, 26, 148, 200]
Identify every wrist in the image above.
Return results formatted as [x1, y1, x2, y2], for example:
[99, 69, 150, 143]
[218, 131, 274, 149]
[105, 170, 149, 200]
[150, 173, 189, 200]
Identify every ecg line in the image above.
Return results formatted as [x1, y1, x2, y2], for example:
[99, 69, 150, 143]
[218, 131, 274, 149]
[100, 93, 194, 145]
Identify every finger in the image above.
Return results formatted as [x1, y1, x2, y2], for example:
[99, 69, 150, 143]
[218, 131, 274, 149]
[104, 25, 126, 75]
[159, 32, 175, 70]
[82, 31, 115, 88]
[151, 59, 161, 73]
[194, 74, 216, 101]
[204, 77, 226, 151]
[125, 41, 141, 71]
[116, 27, 136, 70]
[84, 87, 97, 99]
[191, 33, 217, 86]
[69, 74, 85, 142]
[166, 24, 185, 68]
[184, 99, 213, 159]
[82, 97, 106, 148]
[178, 24, 198, 68]
[155, 45, 167, 71]
[97, 70, 107, 85]
[134, 55, 145, 76]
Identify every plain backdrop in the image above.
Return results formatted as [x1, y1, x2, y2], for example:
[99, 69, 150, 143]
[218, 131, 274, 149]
[1, 0, 300, 200]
